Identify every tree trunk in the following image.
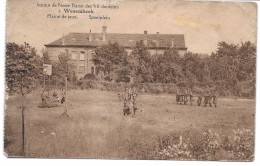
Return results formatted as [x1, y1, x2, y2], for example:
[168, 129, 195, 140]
[21, 105, 25, 156]
[21, 94, 26, 157]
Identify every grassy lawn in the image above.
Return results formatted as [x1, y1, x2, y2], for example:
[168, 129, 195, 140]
[4, 89, 255, 159]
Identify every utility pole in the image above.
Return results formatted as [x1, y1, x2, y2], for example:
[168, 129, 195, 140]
[59, 76, 72, 119]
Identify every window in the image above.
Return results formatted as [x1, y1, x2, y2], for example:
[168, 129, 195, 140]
[71, 51, 77, 60]
[80, 51, 85, 61]
[79, 66, 85, 73]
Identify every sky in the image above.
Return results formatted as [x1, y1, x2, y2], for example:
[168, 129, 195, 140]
[6, 0, 257, 54]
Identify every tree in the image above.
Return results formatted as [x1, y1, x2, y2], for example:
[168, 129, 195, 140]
[51, 51, 76, 86]
[6, 42, 41, 96]
[152, 48, 183, 83]
[128, 41, 153, 83]
[237, 41, 256, 81]
[93, 42, 127, 81]
[115, 53, 131, 82]
[181, 52, 202, 84]
[6, 42, 42, 156]
[42, 48, 51, 64]
[206, 41, 256, 96]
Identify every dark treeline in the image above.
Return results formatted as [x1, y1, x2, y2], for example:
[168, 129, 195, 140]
[93, 41, 256, 97]
[5, 40, 256, 98]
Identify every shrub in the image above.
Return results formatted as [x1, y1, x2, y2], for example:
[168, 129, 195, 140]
[158, 136, 193, 160]
[84, 74, 96, 80]
[152, 128, 254, 161]
[222, 128, 254, 161]
[77, 79, 95, 89]
[201, 129, 221, 160]
[65, 80, 254, 98]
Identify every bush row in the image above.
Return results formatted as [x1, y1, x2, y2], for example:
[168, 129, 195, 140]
[68, 79, 254, 98]
[123, 128, 254, 161]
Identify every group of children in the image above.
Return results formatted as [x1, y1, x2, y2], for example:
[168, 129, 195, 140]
[176, 90, 193, 105]
[197, 92, 217, 107]
[121, 87, 140, 116]
[41, 89, 65, 108]
[176, 89, 218, 107]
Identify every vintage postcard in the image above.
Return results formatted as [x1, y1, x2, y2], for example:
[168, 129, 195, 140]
[4, 0, 256, 161]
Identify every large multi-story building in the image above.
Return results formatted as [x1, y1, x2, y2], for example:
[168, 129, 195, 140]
[45, 26, 187, 78]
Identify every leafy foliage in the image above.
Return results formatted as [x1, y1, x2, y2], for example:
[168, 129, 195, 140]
[93, 42, 128, 81]
[222, 128, 254, 160]
[158, 136, 193, 160]
[92, 40, 256, 97]
[49, 51, 77, 86]
[7, 40, 253, 97]
[128, 41, 153, 83]
[42, 48, 51, 64]
[156, 128, 254, 161]
[6, 42, 42, 96]
[152, 48, 183, 83]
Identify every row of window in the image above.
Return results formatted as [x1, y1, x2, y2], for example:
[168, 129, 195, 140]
[78, 66, 95, 74]
[70, 50, 95, 61]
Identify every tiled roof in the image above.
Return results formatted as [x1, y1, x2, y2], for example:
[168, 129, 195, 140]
[45, 33, 187, 49]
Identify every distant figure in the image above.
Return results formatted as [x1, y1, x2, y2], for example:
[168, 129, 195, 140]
[132, 89, 138, 110]
[128, 87, 133, 100]
[52, 89, 59, 102]
[132, 87, 138, 100]
[204, 93, 212, 107]
[212, 93, 217, 107]
[123, 99, 133, 116]
[183, 90, 188, 105]
[176, 90, 187, 105]
[176, 91, 179, 104]
[176, 91, 183, 104]
[42, 90, 50, 107]
[197, 93, 203, 106]
[41, 90, 59, 108]
[124, 87, 129, 100]
[123, 87, 142, 116]
[189, 91, 193, 105]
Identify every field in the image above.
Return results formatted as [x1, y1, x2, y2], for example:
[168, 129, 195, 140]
[4, 89, 255, 159]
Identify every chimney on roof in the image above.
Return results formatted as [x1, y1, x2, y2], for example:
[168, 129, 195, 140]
[157, 32, 159, 35]
[144, 31, 147, 35]
[102, 25, 107, 41]
[89, 29, 92, 41]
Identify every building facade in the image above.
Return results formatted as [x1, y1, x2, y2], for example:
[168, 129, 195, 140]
[45, 26, 187, 78]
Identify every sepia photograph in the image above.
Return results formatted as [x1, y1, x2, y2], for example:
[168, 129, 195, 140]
[4, 0, 257, 161]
